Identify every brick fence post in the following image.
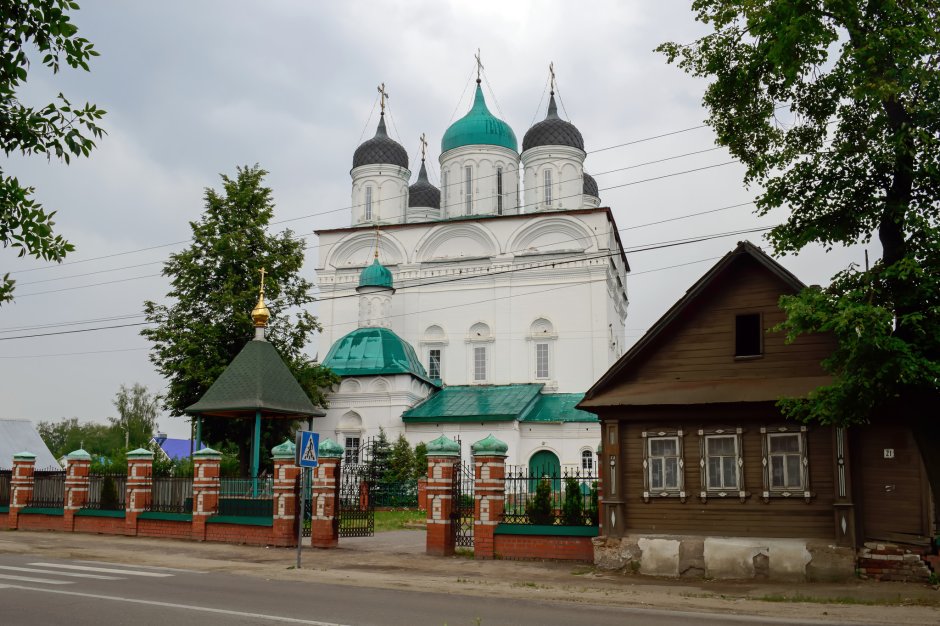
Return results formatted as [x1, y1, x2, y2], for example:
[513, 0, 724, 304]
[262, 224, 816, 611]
[125, 448, 153, 536]
[311, 438, 343, 549]
[271, 439, 300, 547]
[417, 477, 428, 512]
[471, 434, 508, 560]
[64, 449, 92, 531]
[191, 447, 221, 540]
[8, 451, 36, 529]
[425, 434, 460, 557]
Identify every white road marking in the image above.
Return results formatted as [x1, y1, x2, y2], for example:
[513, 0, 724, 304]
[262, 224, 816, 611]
[75, 559, 205, 574]
[0, 585, 349, 625]
[28, 562, 173, 577]
[0, 565, 120, 580]
[0, 574, 73, 585]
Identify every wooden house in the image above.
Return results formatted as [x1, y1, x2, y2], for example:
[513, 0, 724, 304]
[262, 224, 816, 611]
[579, 241, 936, 581]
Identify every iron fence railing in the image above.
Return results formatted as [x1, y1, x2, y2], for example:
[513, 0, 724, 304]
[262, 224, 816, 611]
[218, 476, 273, 517]
[503, 465, 599, 526]
[28, 469, 66, 508]
[0, 470, 11, 507]
[147, 477, 193, 514]
[371, 479, 418, 508]
[84, 474, 127, 511]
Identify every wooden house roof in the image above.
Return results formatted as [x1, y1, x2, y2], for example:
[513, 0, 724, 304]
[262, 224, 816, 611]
[579, 240, 830, 409]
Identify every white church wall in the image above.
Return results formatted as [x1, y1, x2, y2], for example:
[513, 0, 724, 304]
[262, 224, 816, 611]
[439, 145, 520, 218]
[517, 422, 600, 471]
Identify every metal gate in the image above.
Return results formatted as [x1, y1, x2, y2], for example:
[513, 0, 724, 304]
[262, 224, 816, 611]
[451, 460, 474, 548]
[338, 438, 376, 537]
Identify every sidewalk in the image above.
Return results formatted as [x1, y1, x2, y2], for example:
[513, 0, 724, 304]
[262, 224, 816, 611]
[2, 529, 937, 625]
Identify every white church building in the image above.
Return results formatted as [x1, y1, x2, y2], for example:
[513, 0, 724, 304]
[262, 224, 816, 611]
[314, 74, 629, 475]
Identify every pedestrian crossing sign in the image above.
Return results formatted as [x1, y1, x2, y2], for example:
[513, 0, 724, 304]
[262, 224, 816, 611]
[295, 431, 320, 468]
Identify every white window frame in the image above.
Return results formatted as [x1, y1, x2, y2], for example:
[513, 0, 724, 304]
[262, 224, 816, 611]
[535, 342, 550, 379]
[496, 166, 503, 214]
[760, 426, 811, 502]
[344, 436, 361, 465]
[698, 427, 746, 502]
[364, 186, 373, 221]
[641, 429, 685, 502]
[464, 165, 473, 215]
[581, 449, 594, 473]
[543, 169, 552, 205]
[428, 347, 442, 380]
[472, 345, 487, 382]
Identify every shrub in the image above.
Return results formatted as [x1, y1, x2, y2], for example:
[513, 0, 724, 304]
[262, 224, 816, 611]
[99, 475, 120, 510]
[525, 478, 554, 525]
[561, 477, 584, 525]
[586, 481, 600, 525]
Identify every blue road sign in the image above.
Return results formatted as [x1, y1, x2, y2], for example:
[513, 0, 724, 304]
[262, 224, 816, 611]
[295, 431, 320, 468]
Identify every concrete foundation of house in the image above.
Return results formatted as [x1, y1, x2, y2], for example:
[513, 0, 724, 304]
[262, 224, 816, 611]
[592, 535, 856, 582]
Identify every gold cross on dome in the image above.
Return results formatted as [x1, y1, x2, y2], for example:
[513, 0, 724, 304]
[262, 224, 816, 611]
[475, 49, 483, 81]
[258, 267, 266, 296]
[549, 62, 556, 93]
[377, 83, 389, 114]
[419, 133, 427, 161]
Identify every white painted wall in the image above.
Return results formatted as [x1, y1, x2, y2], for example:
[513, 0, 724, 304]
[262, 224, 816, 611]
[350, 163, 410, 225]
[439, 145, 520, 218]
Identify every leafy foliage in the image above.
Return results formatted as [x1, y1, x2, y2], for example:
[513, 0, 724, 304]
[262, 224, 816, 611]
[142, 165, 338, 473]
[109, 383, 161, 450]
[659, 2, 940, 493]
[561, 476, 584, 525]
[413, 441, 428, 479]
[525, 478, 554, 525]
[586, 481, 600, 526]
[0, 0, 106, 303]
[387, 434, 417, 482]
[99, 474, 119, 510]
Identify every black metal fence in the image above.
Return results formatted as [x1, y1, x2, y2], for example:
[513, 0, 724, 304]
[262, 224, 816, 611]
[218, 477, 273, 517]
[0, 470, 11, 507]
[28, 469, 66, 508]
[147, 477, 193, 514]
[371, 479, 418, 508]
[503, 466, 599, 526]
[84, 474, 127, 511]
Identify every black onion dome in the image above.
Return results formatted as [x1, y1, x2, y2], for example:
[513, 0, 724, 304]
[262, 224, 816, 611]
[582, 172, 599, 198]
[522, 93, 584, 151]
[408, 160, 440, 209]
[353, 114, 409, 169]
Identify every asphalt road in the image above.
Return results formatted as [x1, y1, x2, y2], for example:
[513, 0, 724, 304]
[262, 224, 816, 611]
[0, 554, 848, 626]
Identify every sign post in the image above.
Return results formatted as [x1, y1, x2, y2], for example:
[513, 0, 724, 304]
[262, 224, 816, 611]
[294, 431, 319, 569]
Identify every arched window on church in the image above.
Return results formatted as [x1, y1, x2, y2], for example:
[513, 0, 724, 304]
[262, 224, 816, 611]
[496, 166, 503, 215]
[465, 165, 473, 215]
[543, 169, 553, 206]
[529, 318, 556, 383]
[468, 322, 493, 384]
[365, 186, 373, 221]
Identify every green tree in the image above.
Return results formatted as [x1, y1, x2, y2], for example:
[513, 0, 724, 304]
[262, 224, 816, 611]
[387, 434, 416, 483]
[412, 441, 428, 480]
[659, 1, 940, 499]
[525, 477, 554, 526]
[38, 416, 118, 459]
[0, 0, 106, 303]
[561, 476, 585, 526]
[108, 383, 160, 450]
[142, 165, 338, 472]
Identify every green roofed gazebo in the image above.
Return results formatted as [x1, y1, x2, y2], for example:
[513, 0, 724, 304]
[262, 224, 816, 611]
[185, 273, 325, 482]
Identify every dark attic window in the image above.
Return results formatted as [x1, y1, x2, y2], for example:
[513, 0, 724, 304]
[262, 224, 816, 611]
[735, 313, 762, 358]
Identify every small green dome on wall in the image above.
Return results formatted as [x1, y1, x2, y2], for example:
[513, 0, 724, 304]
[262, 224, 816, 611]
[358, 258, 394, 289]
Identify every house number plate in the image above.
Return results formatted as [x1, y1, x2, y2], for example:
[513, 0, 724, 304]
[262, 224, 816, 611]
[883, 448, 895, 459]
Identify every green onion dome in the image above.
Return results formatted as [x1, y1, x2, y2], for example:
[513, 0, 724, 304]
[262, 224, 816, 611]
[358, 258, 393, 289]
[441, 83, 517, 154]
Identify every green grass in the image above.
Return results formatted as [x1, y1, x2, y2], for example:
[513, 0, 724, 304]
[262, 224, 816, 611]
[756, 593, 940, 607]
[374, 509, 425, 532]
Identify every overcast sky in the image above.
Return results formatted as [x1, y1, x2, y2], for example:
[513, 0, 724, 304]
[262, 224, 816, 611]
[0, 1, 875, 441]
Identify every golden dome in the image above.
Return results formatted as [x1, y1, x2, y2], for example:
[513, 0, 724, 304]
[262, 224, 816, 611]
[251, 267, 270, 328]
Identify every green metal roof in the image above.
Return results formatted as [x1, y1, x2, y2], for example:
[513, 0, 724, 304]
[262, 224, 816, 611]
[322, 327, 437, 386]
[402, 384, 543, 423]
[521, 393, 598, 423]
[441, 84, 518, 154]
[185, 340, 325, 418]
[359, 258, 393, 289]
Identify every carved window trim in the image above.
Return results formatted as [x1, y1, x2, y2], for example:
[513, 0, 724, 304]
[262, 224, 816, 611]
[698, 427, 747, 503]
[641, 429, 686, 503]
[760, 425, 812, 503]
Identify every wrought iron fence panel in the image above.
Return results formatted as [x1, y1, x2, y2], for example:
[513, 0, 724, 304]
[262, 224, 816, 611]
[148, 477, 193, 514]
[371, 479, 418, 508]
[338, 437, 377, 537]
[503, 465, 599, 526]
[0, 470, 11, 507]
[28, 469, 65, 508]
[451, 460, 475, 548]
[84, 474, 127, 510]
[218, 476, 273, 517]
